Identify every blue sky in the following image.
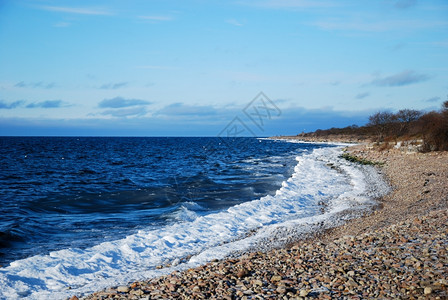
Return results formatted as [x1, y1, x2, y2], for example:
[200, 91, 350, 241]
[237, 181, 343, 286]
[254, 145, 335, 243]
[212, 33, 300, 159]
[0, 0, 447, 136]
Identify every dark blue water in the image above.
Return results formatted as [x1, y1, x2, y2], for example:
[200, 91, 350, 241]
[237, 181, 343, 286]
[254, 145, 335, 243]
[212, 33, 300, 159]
[0, 137, 319, 266]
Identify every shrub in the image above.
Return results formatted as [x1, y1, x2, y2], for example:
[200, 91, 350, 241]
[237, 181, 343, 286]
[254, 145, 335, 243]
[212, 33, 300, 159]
[418, 111, 448, 151]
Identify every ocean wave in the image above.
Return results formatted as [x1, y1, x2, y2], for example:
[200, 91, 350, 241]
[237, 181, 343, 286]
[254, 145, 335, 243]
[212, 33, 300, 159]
[165, 202, 205, 223]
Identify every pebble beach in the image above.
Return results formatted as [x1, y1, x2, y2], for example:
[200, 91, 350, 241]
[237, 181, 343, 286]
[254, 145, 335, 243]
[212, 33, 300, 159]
[80, 143, 448, 300]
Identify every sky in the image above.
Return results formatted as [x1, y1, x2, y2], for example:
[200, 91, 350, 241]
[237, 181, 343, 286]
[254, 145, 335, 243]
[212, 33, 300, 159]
[0, 0, 447, 136]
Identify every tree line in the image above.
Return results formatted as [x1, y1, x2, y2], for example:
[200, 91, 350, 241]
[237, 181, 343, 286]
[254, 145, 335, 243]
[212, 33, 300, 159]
[301, 101, 448, 152]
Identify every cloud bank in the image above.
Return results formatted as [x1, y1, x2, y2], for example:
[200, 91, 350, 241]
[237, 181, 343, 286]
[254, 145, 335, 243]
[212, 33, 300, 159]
[0, 103, 374, 136]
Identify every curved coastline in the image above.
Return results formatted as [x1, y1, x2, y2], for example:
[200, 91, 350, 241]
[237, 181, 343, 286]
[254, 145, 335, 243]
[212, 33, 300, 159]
[81, 140, 448, 299]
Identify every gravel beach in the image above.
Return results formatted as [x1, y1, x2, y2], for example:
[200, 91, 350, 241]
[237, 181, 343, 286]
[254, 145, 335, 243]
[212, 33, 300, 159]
[80, 144, 448, 300]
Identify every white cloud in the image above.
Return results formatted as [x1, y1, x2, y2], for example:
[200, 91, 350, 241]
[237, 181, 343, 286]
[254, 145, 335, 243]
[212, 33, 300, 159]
[98, 97, 152, 108]
[136, 65, 177, 70]
[26, 100, 65, 109]
[15, 81, 56, 89]
[311, 18, 448, 32]
[0, 100, 24, 109]
[239, 0, 336, 9]
[54, 22, 71, 28]
[100, 107, 148, 118]
[99, 82, 128, 90]
[371, 70, 430, 87]
[423, 96, 441, 103]
[40, 6, 112, 16]
[226, 19, 243, 26]
[138, 15, 174, 21]
[433, 40, 448, 48]
[355, 92, 370, 99]
[391, 0, 417, 9]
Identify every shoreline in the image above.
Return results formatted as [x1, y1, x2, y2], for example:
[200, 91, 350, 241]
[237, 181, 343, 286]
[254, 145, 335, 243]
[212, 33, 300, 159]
[81, 141, 448, 299]
[270, 135, 372, 144]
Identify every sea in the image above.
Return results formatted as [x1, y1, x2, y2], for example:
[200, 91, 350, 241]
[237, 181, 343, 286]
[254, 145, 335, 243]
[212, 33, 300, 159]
[0, 137, 389, 299]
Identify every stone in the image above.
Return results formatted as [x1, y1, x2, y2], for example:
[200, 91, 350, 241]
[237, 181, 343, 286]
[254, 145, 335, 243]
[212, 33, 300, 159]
[276, 286, 287, 294]
[253, 279, 263, 286]
[131, 289, 144, 296]
[117, 286, 130, 293]
[237, 268, 249, 278]
[347, 279, 358, 287]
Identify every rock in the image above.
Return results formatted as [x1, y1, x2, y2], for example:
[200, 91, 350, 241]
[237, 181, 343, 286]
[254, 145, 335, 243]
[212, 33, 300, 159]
[347, 279, 358, 287]
[237, 268, 248, 278]
[424, 287, 432, 295]
[69, 296, 79, 300]
[253, 279, 263, 286]
[117, 286, 130, 293]
[299, 289, 309, 297]
[132, 289, 145, 296]
[244, 289, 254, 295]
[276, 286, 287, 294]
[271, 275, 282, 282]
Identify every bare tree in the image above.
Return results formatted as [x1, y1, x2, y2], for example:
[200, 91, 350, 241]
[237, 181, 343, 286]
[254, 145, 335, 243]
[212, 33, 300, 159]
[442, 100, 448, 116]
[396, 109, 422, 123]
[368, 111, 396, 141]
[395, 109, 422, 135]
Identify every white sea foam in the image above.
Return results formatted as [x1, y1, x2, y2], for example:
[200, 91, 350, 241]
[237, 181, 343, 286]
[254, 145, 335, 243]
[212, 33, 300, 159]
[0, 145, 389, 300]
[168, 202, 203, 222]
